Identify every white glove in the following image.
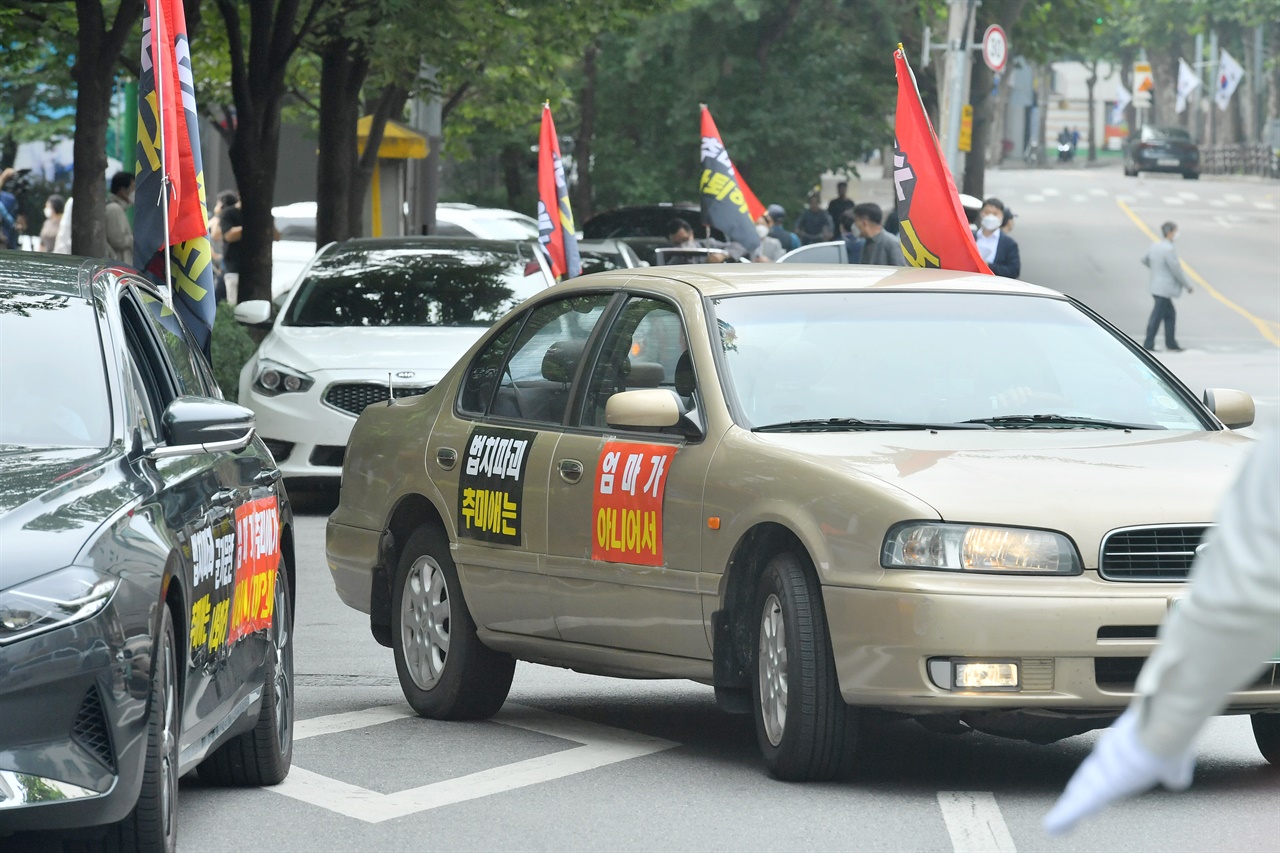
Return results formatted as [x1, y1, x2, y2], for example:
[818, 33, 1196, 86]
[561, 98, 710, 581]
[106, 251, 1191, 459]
[1043, 708, 1195, 836]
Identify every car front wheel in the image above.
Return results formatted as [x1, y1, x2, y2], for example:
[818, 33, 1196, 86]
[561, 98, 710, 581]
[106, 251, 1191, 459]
[392, 526, 515, 720]
[1252, 713, 1280, 765]
[751, 551, 858, 781]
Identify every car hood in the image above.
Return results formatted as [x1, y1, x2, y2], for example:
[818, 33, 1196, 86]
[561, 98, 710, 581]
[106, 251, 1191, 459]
[752, 428, 1250, 563]
[261, 325, 488, 376]
[0, 447, 142, 588]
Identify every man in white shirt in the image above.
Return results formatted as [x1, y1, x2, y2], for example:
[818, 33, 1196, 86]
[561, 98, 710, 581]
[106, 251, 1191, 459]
[973, 197, 1020, 278]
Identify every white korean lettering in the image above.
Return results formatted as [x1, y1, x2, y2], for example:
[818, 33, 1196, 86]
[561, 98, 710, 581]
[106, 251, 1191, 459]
[643, 454, 667, 498]
[600, 450, 620, 495]
[621, 453, 642, 496]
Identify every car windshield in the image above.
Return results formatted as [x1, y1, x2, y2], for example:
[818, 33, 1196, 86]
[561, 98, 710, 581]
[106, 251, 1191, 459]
[710, 291, 1205, 430]
[283, 246, 535, 327]
[0, 290, 111, 447]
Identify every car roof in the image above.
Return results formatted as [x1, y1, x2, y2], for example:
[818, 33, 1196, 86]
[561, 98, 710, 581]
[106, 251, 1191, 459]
[0, 250, 103, 299]
[324, 236, 532, 257]
[550, 264, 1063, 299]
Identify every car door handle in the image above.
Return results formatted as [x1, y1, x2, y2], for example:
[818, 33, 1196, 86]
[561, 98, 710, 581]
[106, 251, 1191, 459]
[558, 459, 583, 484]
[436, 447, 457, 470]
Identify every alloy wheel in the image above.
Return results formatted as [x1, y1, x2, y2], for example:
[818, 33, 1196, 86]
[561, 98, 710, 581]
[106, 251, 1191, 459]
[758, 593, 788, 747]
[401, 555, 451, 690]
[273, 576, 293, 748]
[160, 631, 178, 845]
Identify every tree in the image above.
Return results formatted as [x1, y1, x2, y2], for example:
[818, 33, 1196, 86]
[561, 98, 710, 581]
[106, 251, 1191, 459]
[0, 6, 78, 169]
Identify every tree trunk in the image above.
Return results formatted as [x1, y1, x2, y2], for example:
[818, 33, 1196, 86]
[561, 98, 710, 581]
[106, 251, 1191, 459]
[1149, 45, 1182, 127]
[1036, 63, 1050, 166]
[500, 143, 524, 209]
[987, 64, 1016, 164]
[1086, 60, 1098, 162]
[1241, 31, 1257, 142]
[573, 41, 599, 223]
[349, 84, 408, 238]
[1269, 22, 1280, 127]
[963, 54, 994, 198]
[316, 37, 369, 246]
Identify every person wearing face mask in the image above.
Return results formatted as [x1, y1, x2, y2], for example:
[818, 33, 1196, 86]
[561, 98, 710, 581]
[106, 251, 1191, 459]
[38, 195, 65, 252]
[104, 171, 135, 264]
[1140, 221, 1193, 352]
[973, 197, 1020, 279]
[751, 214, 784, 262]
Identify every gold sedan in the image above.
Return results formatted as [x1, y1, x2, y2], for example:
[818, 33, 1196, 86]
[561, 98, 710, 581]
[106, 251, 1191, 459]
[327, 265, 1279, 779]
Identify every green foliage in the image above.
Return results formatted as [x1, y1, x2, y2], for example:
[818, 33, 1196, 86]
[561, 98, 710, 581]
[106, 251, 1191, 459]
[211, 301, 257, 401]
[0, 3, 79, 154]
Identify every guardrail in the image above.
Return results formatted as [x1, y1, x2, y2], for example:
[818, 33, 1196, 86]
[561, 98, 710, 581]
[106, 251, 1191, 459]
[1200, 143, 1280, 178]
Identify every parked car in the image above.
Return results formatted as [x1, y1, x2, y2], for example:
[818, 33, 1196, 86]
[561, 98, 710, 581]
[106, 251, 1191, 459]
[271, 201, 325, 300]
[577, 238, 645, 274]
[582, 204, 725, 265]
[0, 251, 295, 848]
[434, 204, 540, 240]
[1124, 126, 1201, 179]
[325, 263, 1275, 781]
[235, 237, 556, 486]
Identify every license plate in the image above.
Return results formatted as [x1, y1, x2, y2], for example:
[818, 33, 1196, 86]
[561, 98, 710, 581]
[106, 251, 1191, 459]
[1169, 597, 1280, 663]
[1158, 158, 1180, 166]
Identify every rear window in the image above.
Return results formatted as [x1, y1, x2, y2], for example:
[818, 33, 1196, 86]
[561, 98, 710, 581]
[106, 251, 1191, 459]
[1143, 127, 1193, 142]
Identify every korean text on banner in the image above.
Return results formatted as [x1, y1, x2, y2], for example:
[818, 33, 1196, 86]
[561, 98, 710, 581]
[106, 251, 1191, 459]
[229, 496, 281, 642]
[699, 106, 764, 254]
[133, 0, 216, 355]
[891, 47, 992, 275]
[537, 105, 581, 279]
[592, 442, 678, 566]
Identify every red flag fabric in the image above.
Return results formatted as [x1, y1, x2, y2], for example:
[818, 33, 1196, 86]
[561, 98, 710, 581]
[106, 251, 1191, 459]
[537, 105, 581, 279]
[892, 47, 992, 274]
[699, 106, 765, 226]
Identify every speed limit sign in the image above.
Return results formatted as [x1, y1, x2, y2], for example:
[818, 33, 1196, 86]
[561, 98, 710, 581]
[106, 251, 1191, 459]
[982, 25, 1008, 73]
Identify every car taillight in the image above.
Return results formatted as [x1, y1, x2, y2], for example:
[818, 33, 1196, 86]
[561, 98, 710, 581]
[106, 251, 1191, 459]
[524, 260, 542, 277]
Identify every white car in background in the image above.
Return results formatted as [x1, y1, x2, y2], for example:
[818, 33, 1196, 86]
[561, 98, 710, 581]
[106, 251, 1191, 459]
[433, 203, 540, 239]
[235, 236, 554, 484]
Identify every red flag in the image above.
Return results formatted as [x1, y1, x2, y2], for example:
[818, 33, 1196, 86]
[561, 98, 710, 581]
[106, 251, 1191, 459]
[892, 47, 992, 274]
[537, 104, 581, 279]
[699, 106, 765, 225]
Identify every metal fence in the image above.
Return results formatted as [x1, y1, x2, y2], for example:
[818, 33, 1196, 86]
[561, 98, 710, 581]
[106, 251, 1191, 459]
[1200, 143, 1280, 179]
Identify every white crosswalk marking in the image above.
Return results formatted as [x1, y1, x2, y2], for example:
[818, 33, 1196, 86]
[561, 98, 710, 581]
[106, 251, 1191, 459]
[1225, 193, 1245, 202]
[1023, 194, 1044, 203]
[1089, 188, 1108, 196]
[1163, 197, 1185, 205]
[937, 791, 1017, 852]
[1255, 201, 1276, 210]
[1177, 191, 1198, 200]
[1209, 200, 1227, 207]
[1042, 188, 1060, 197]
[1071, 194, 1087, 202]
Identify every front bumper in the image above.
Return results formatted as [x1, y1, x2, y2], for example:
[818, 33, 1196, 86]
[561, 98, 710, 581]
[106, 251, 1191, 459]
[824, 575, 1280, 714]
[0, 582, 153, 832]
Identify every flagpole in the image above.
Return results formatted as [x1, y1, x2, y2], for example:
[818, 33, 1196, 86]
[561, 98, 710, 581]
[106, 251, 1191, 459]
[151, 1, 176, 311]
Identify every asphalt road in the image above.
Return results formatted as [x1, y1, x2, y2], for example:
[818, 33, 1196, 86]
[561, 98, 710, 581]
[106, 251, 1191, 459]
[171, 164, 1279, 852]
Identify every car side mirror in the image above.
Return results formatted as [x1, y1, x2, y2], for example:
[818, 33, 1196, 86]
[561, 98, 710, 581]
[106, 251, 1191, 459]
[1203, 388, 1254, 429]
[150, 396, 256, 459]
[234, 300, 273, 327]
[605, 389, 680, 429]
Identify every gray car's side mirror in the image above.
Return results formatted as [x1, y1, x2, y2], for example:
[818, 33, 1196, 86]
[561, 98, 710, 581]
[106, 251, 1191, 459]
[150, 396, 256, 459]
[605, 389, 681, 429]
[1203, 388, 1255, 429]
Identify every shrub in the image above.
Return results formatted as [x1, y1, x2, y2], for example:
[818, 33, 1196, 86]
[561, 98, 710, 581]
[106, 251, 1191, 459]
[210, 302, 258, 401]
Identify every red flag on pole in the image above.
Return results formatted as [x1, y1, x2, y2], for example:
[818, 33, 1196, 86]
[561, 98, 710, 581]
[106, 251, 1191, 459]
[698, 106, 765, 252]
[537, 104, 581, 279]
[891, 46, 992, 274]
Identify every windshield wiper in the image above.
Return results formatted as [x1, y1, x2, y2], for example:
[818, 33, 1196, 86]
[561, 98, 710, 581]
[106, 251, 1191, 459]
[752, 418, 992, 433]
[959, 414, 1164, 430]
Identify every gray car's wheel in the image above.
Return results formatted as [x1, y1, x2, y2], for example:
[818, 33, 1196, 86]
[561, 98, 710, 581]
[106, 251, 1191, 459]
[99, 605, 179, 853]
[199, 566, 293, 786]
[1252, 713, 1280, 765]
[750, 551, 858, 781]
[392, 526, 515, 720]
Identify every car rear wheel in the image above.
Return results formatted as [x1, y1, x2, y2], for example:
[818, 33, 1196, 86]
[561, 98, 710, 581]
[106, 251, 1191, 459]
[199, 566, 294, 786]
[392, 526, 515, 720]
[99, 605, 179, 853]
[1251, 713, 1280, 765]
[750, 551, 858, 781]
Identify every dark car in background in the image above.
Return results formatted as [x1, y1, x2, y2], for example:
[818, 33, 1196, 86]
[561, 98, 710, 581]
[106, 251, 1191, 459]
[0, 253, 295, 851]
[1124, 126, 1201, 179]
[582, 204, 725, 265]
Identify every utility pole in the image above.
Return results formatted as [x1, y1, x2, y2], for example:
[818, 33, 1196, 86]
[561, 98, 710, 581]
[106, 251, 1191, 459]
[939, 0, 980, 184]
[407, 64, 442, 235]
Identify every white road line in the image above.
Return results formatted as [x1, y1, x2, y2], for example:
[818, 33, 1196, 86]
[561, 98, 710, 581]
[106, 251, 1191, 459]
[1070, 194, 1087, 202]
[1089, 188, 1108, 196]
[294, 705, 418, 741]
[937, 792, 1017, 853]
[1255, 201, 1276, 210]
[273, 703, 679, 822]
[1023, 194, 1044, 203]
[1209, 199, 1227, 207]
[1163, 197, 1185, 206]
[1177, 191, 1199, 200]
[1225, 193, 1245, 202]
[1041, 188, 1060, 197]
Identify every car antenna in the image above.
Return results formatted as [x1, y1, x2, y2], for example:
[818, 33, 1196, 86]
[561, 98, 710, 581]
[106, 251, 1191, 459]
[387, 372, 395, 405]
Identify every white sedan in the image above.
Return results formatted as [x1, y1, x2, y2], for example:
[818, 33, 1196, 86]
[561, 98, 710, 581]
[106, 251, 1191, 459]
[235, 236, 554, 484]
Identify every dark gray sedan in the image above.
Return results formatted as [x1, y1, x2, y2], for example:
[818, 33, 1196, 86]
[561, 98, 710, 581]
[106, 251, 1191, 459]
[0, 253, 295, 852]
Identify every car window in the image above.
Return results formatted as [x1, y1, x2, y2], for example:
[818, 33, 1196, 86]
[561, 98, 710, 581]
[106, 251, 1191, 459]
[135, 287, 211, 396]
[0, 289, 112, 448]
[580, 250, 628, 275]
[580, 296, 690, 429]
[458, 319, 524, 416]
[119, 290, 178, 410]
[485, 293, 612, 424]
[121, 349, 160, 441]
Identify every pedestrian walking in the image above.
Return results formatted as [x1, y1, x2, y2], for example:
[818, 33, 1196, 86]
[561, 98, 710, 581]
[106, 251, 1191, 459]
[211, 190, 243, 304]
[765, 204, 801, 251]
[1045, 422, 1280, 835]
[1141, 221, 1193, 352]
[752, 213, 784, 262]
[0, 168, 20, 250]
[827, 182, 856, 234]
[796, 191, 834, 245]
[104, 171, 135, 264]
[852, 202, 905, 266]
[973, 197, 1020, 278]
[38, 195, 65, 252]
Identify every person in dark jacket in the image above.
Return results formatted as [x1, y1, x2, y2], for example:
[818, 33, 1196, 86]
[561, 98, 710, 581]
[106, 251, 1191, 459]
[765, 204, 801, 251]
[853, 202, 905, 266]
[973, 197, 1020, 278]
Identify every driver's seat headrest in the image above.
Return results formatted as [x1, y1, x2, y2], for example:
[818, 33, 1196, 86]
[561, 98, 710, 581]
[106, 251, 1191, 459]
[541, 339, 586, 384]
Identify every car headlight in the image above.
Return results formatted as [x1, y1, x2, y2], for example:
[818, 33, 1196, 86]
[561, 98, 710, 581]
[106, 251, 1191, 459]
[253, 359, 314, 396]
[882, 522, 1080, 575]
[0, 567, 118, 645]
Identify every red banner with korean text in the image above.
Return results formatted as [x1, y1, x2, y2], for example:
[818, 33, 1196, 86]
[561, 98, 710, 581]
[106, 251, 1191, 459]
[892, 47, 992, 274]
[229, 496, 281, 641]
[592, 442, 678, 566]
[537, 104, 581, 279]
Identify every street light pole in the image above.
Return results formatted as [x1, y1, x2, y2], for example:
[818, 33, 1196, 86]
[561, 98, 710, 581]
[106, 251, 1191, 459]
[940, 0, 979, 182]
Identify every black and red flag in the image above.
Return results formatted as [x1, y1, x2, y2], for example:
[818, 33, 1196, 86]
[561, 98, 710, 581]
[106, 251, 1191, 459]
[699, 106, 764, 254]
[537, 104, 581, 279]
[133, 0, 217, 353]
[891, 46, 991, 274]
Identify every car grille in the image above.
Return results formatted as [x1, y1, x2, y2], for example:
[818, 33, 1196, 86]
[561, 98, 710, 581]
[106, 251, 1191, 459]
[323, 383, 433, 416]
[261, 438, 294, 462]
[1097, 657, 1277, 692]
[71, 686, 115, 770]
[309, 445, 346, 468]
[1098, 525, 1210, 581]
